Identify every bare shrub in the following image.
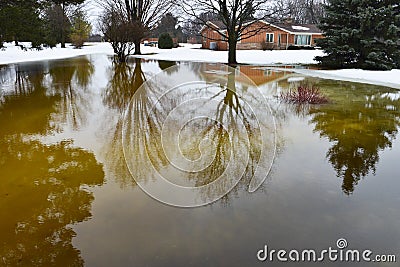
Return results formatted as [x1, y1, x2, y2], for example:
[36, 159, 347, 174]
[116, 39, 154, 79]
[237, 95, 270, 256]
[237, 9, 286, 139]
[281, 84, 329, 104]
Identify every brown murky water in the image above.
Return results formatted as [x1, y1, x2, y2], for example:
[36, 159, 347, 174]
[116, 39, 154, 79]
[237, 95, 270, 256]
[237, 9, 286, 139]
[0, 55, 399, 266]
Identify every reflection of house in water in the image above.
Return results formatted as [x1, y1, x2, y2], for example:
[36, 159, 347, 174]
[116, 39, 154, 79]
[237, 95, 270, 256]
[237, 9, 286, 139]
[199, 63, 306, 87]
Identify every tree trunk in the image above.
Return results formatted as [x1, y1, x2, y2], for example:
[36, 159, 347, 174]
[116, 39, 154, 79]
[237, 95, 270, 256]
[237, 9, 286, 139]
[61, 3, 66, 48]
[134, 39, 141, 55]
[117, 52, 126, 63]
[228, 39, 237, 65]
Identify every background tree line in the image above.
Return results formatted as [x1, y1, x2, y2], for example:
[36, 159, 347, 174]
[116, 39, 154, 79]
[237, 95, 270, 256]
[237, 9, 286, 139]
[1, 0, 398, 70]
[0, 0, 91, 49]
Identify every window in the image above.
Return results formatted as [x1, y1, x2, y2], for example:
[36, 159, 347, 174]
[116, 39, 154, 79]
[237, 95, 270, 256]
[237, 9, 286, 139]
[263, 69, 272, 76]
[294, 35, 311, 46]
[266, 33, 274, 43]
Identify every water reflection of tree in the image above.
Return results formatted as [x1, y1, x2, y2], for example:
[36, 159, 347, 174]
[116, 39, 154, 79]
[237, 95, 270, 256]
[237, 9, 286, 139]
[10, 63, 48, 96]
[158, 60, 178, 75]
[0, 65, 10, 91]
[158, 60, 175, 70]
[0, 63, 59, 136]
[0, 137, 104, 266]
[103, 59, 167, 187]
[307, 82, 400, 194]
[114, 62, 275, 203]
[1, 57, 95, 135]
[49, 57, 94, 130]
[0, 59, 104, 266]
[189, 68, 265, 204]
[103, 59, 145, 112]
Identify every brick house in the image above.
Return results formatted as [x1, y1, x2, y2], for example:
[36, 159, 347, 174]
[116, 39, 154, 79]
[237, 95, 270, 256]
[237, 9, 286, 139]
[200, 20, 324, 50]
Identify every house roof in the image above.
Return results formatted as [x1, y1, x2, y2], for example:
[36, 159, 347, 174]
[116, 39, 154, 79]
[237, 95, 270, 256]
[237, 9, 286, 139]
[208, 20, 226, 30]
[273, 23, 323, 34]
[199, 21, 227, 34]
[201, 20, 324, 35]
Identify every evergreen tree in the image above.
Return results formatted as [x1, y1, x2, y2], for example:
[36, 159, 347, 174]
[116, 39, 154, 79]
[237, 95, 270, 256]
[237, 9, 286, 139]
[0, 0, 44, 47]
[358, 0, 400, 70]
[42, 4, 71, 47]
[70, 9, 91, 48]
[152, 13, 185, 43]
[316, 0, 400, 70]
[158, 33, 173, 49]
[48, 0, 85, 48]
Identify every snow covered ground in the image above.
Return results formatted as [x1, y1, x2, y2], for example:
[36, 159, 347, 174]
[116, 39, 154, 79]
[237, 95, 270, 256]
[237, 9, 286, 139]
[132, 43, 324, 65]
[276, 68, 400, 89]
[0, 42, 322, 65]
[1, 42, 399, 89]
[0, 42, 114, 65]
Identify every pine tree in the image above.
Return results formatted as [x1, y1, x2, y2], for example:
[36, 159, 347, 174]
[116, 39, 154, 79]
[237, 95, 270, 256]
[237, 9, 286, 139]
[42, 4, 71, 47]
[70, 9, 91, 48]
[316, 0, 400, 70]
[48, 0, 86, 48]
[158, 33, 174, 49]
[0, 0, 44, 47]
[357, 0, 400, 70]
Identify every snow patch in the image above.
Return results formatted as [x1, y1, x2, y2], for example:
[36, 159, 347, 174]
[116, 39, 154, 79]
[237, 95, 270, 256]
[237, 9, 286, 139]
[203, 70, 232, 75]
[287, 77, 306, 82]
[0, 42, 114, 65]
[275, 68, 400, 89]
[292, 26, 310, 31]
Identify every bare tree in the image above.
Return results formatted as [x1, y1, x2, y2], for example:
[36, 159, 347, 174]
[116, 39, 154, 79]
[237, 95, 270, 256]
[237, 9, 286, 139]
[99, 7, 136, 62]
[99, 0, 174, 56]
[271, 0, 327, 24]
[180, 0, 273, 65]
[182, 11, 219, 36]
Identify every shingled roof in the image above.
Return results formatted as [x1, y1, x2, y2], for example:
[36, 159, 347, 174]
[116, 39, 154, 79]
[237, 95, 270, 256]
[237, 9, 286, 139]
[201, 20, 323, 35]
[206, 21, 227, 30]
[274, 23, 323, 34]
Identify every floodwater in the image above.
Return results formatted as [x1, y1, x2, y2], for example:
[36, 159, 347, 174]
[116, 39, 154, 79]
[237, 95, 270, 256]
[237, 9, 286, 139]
[0, 55, 399, 266]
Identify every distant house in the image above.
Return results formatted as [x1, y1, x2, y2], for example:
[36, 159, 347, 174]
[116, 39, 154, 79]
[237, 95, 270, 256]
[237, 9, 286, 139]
[187, 36, 201, 44]
[200, 20, 324, 50]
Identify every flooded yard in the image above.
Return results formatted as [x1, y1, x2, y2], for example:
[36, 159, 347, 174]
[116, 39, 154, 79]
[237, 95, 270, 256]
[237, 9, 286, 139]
[0, 55, 399, 266]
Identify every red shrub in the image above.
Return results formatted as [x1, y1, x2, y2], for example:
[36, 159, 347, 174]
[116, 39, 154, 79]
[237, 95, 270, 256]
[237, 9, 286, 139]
[281, 84, 329, 104]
